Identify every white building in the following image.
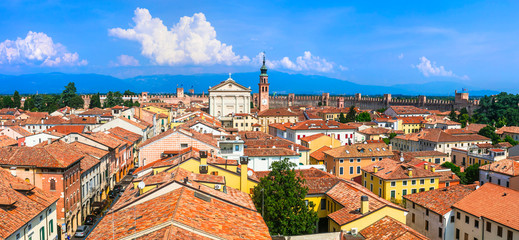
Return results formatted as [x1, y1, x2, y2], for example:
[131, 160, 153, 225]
[217, 135, 244, 161]
[404, 184, 476, 240]
[479, 159, 519, 188]
[208, 75, 251, 118]
[92, 117, 152, 140]
[24, 132, 61, 147]
[0, 168, 59, 240]
[452, 183, 519, 240]
[283, 120, 357, 145]
[244, 147, 300, 171]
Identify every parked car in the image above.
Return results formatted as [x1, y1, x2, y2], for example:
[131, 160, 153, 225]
[74, 225, 90, 238]
[113, 185, 123, 193]
[84, 215, 96, 225]
[128, 168, 136, 175]
[108, 190, 116, 199]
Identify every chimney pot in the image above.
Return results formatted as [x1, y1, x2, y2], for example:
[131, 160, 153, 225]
[360, 195, 369, 214]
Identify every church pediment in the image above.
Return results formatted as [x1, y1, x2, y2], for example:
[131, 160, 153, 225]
[208, 78, 251, 92]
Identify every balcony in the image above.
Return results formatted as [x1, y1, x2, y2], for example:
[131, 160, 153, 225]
[220, 149, 235, 154]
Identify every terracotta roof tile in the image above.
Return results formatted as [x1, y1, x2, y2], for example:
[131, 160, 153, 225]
[327, 180, 405, 225]
[287, 120, 356, 131]
[389, 106, 430, 115]
[452, 183, 519, 230]
[300, 133, 327, 142]
[324, 143, 393, 158]
[0, 141, 84, 168]
[362, 158, 442, 180]
[359, 216, 429, 240]
[138, 128, 217, 149]
[4, 126, 31, 137]
[479, 159, 519, 176]
[0, 135, 17, 147]
[404, 184, 477, 215]
[107, 127, 142, 143]
[0, 168, 58, 239]
[244, 147, 299, 157]
[464, 123, 487, 132]
[310, 146, 332, 161]
[45, 125, 85, 134]
[257, 108, 298, 117]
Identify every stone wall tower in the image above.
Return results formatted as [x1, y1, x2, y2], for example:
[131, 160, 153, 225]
[258, 54, 270, 112]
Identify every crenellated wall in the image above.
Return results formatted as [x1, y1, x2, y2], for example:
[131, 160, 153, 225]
[81, 88, 208, 108]
[265, 91, 479, 112]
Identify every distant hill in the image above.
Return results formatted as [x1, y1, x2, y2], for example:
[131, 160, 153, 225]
[0, 71, 500, 96]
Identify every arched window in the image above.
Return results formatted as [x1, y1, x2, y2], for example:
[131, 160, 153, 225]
[50, 179, 56, 191]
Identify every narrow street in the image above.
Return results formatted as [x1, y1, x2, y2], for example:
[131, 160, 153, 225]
[70, 174, 134, 240]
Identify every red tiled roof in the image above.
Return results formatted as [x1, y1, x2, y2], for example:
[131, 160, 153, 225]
[310, 146, 332, 161]
[68, 116, 97, 124]
[0, 141, 84, 168]
[397, 116, 426, 124]
[117, 116, 149, 130]
[327, 180, 405, 226]
[287, 120, 357, 131]
[479, 159, 519, 176]
[496, 126, 519, 135]
[244, 147, 299, 157]
[418, 128, 489, 143]
[300, 133, 326, 142]
[0, 135, 18, 147]
[464, 123, 487, 132]
[0, 168, 58, 239]
[89, 174, 270, 239]
[45, 125, 85, 135]
[324, 143, 393, 158]
[452, 183, 519, 230]
[107, 127, 142, 143]
[359, 216, 429, 240]
[5, 126, 31, 137]
[83, 132, 126, 149]
[70, 142, 109, 159]
[404, 184, 477, 215]
[362, 158, 442, 180]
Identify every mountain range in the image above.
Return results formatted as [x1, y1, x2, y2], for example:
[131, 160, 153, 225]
[0, 71, 500, 96]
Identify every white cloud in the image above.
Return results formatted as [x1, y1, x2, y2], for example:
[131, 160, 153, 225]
[0, 31, 87, 66]
[109, 8, 249, 66]
[414, 56, 468, 80]
[115, 54, 140, 66]
[398, 53, 404, 59]
[266, 51, 335, 72]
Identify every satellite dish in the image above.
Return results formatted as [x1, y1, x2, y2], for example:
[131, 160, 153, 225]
[138, 181, 145, 190]
[400, 157, 404, 162]
[247, 170, 253, 177]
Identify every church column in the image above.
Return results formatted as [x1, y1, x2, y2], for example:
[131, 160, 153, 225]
[235, 96, 238, 114]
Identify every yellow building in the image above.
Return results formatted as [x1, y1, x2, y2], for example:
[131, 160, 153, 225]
[220, 113, 259, 131]
[451, 146, 508, 168]
[133, 148, 258, 193]
[397, 116, 425, 134]
[361, 159, 441, 203]
[300, 133, 341, 154]
[323, 143, 394, 180]
[257, 108, 299, 133]
[255, 168, 407, 233]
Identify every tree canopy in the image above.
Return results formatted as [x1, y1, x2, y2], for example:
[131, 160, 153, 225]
[356, 112, 371, 122]
[252, 158, 318, 236]
[473, 92, 519, 126]
[345, 106, 356, 123]
[60, 82, 84, 108]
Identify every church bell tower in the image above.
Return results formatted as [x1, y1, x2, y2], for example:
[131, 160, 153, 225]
[258, 54, 270, 112]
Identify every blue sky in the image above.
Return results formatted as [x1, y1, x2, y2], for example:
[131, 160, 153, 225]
[0, 0, 518, 91]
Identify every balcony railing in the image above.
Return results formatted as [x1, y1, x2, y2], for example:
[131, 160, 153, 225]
[220, 149, 235, 154]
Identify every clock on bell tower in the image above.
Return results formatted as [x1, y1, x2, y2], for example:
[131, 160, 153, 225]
[258, 54, 270, 112]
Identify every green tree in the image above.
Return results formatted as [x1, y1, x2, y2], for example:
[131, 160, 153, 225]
[356, 112, 371, 122]
[2, 95, 14, 108]
[13, 91, 21, 108]
[462, 164, 480, 184]
[504, 135, 519, 146]
[89, 93, 102, 108]
[104, 91, 124, 108]
[376, 108, 387, 113]
[252, 158, 318, 236]
[123, 90, 136, 95]
[441, 162, 461, 174]
[339, 113, 347, 123]
[33, 94, 44, 111]
[133, 101, 140, 107]
[345, 106, 356, 123]
[473, 92, 519, 126]
[60, 82, 83, 108]
[496, 116, 507, 128]
[478, 125, 501, 144]
[448, 109, 457, 121]
[23, 96, 35, 111]
[458, 114, 470, 128]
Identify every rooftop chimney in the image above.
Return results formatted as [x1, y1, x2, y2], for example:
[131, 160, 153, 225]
[424, 163, 428, 170]
[373, 166, 378, 173]
[199, 150, 208, 174]
[361, 195, 369, 214]
[407, 168, 413, 177]
[47, 138, 51, 145]
[431, 165, 436, 172]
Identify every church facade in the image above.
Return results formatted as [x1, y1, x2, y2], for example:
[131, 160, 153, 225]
[208, 74, 252, 118]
